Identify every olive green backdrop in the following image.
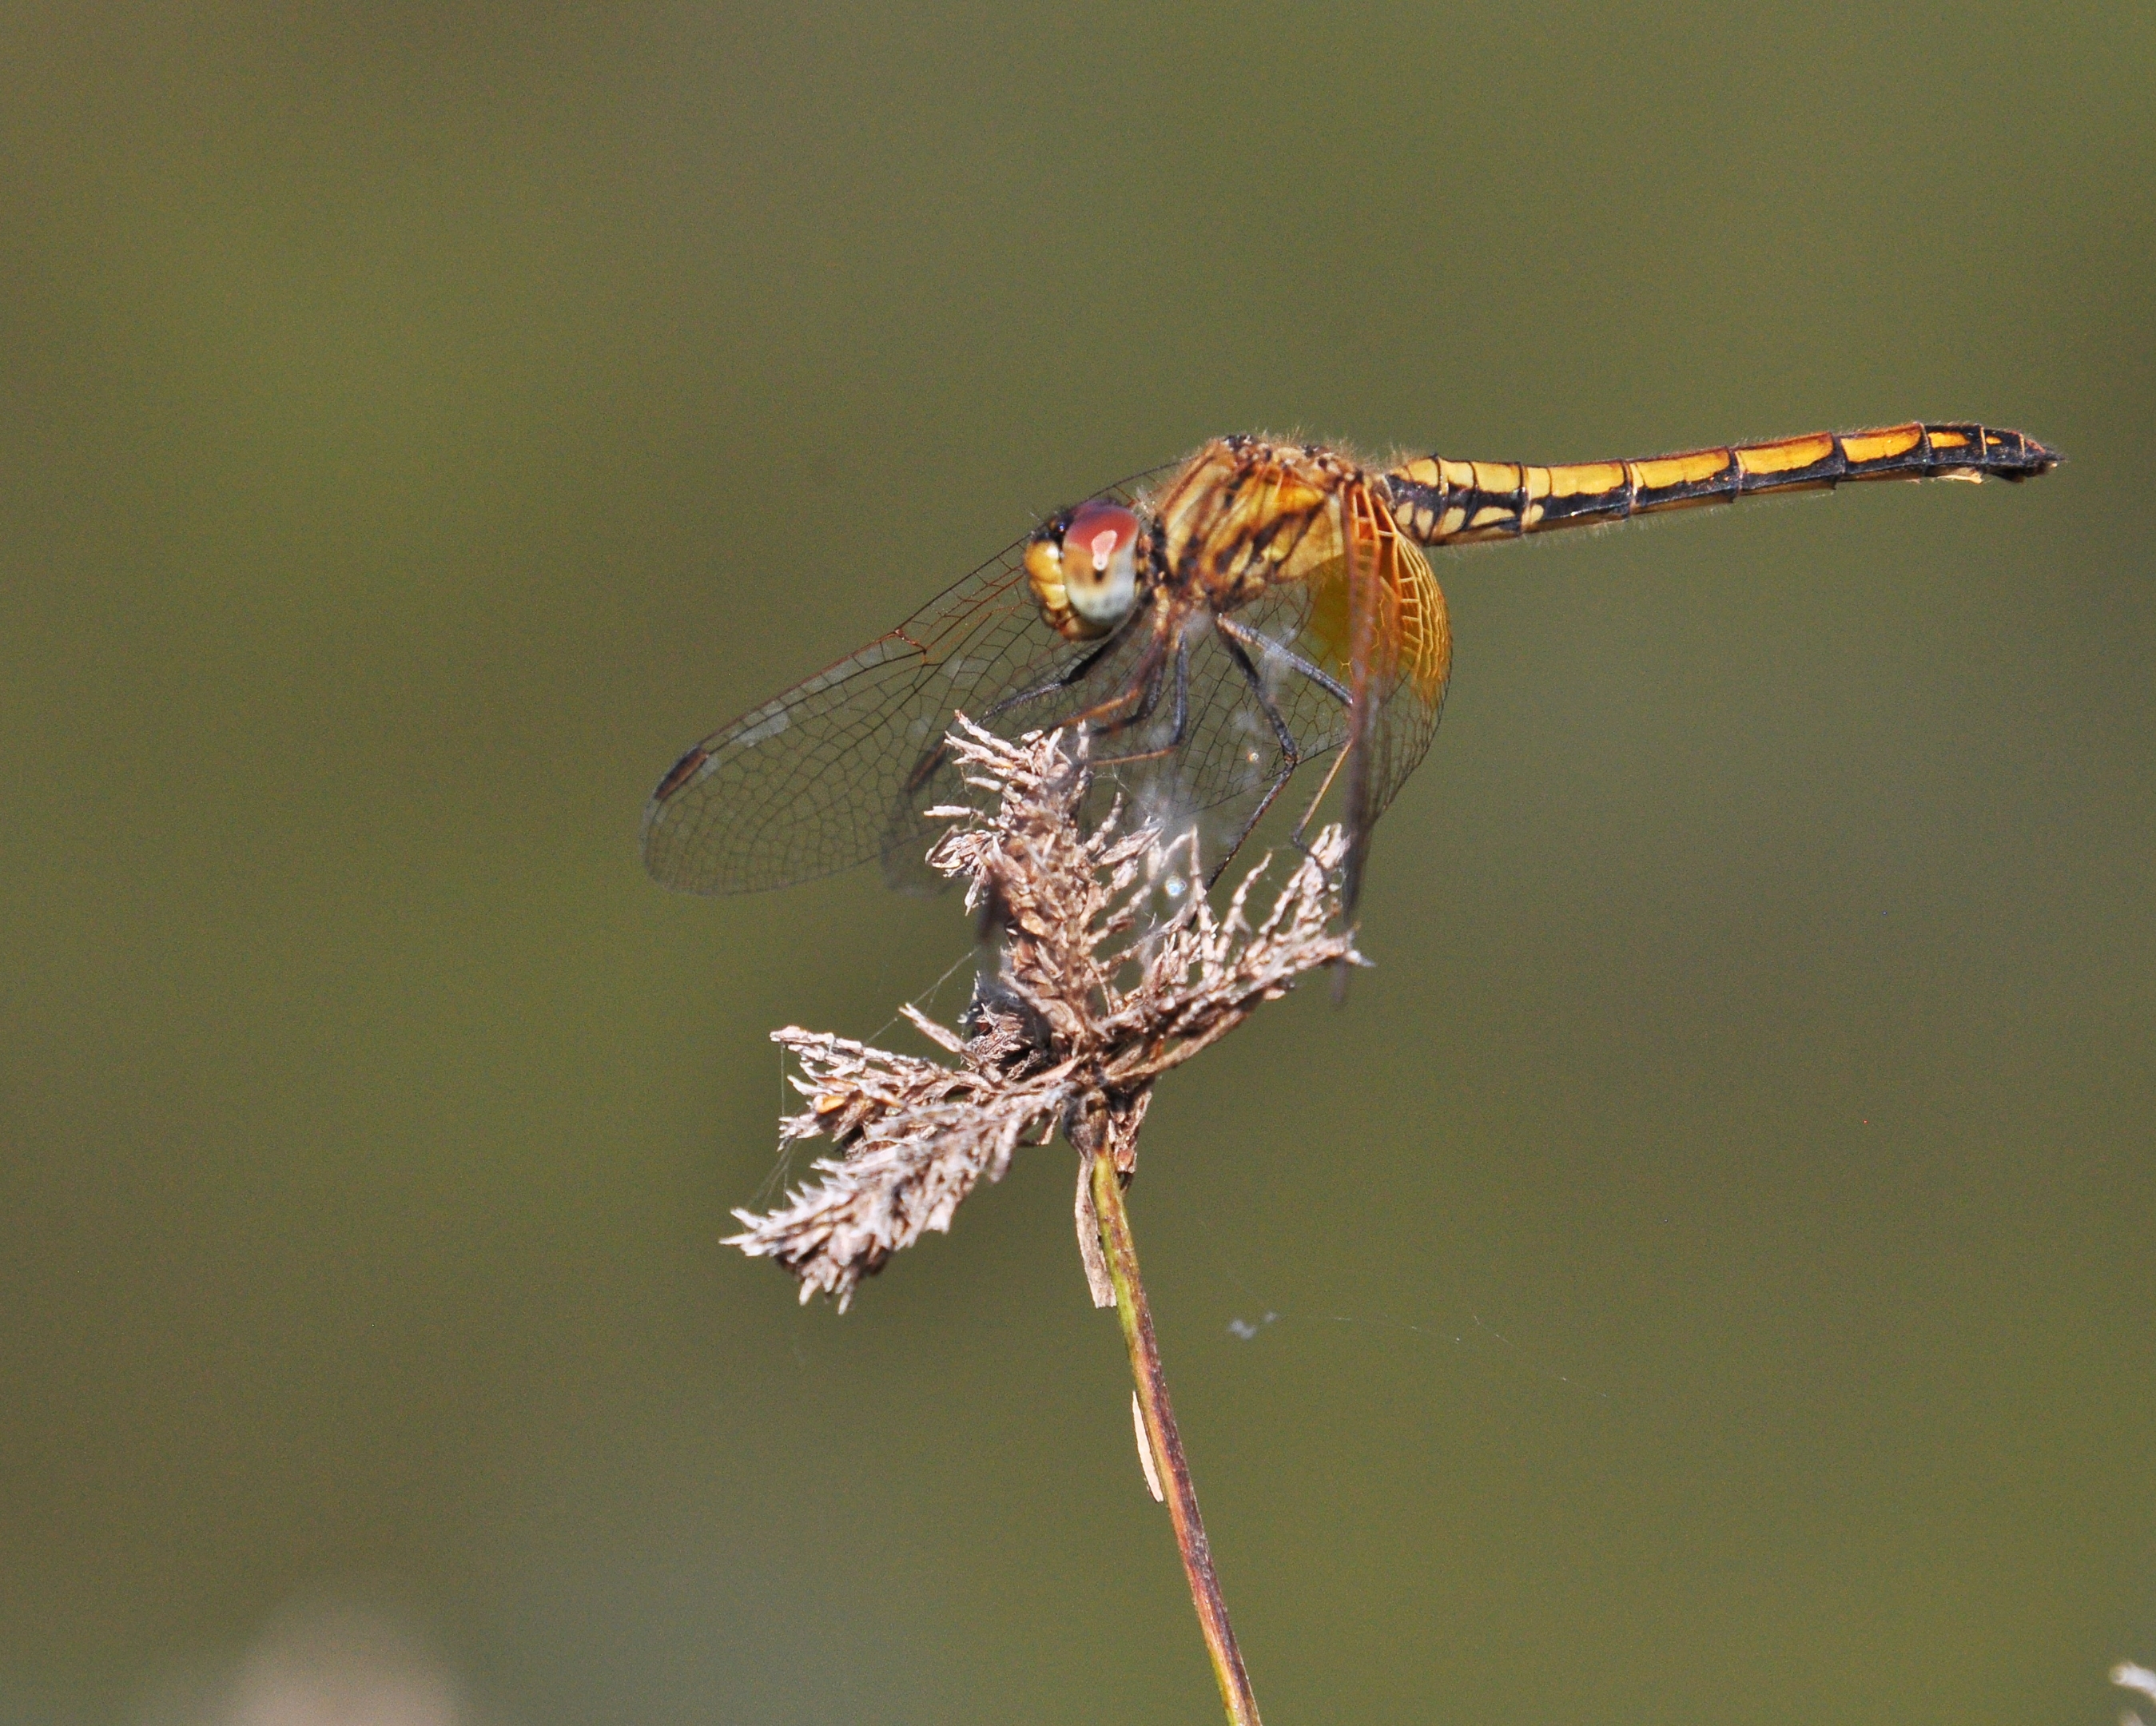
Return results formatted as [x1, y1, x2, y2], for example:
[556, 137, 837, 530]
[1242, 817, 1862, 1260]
[2, 5, 2150, 1723]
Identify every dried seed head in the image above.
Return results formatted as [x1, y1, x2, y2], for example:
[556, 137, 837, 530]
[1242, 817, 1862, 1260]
[725, 720, 1362, 1308]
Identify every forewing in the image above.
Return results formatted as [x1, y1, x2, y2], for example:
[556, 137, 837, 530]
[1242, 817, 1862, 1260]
[642, 471, 1168, 895]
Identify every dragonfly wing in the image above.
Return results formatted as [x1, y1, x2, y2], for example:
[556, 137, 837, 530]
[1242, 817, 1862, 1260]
[1340, 498, 1450, 906]
[1354, 525, 1450, 825]
[1151, 587, 1349, 841]
[869, 595, 1170, 893]
[642, 471, 1173, 894]
[1144, 505, 1448, 888]
[642, 537, 1048, 893]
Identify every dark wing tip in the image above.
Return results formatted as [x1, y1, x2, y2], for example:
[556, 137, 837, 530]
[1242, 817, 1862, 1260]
[640, 745, 723, 893]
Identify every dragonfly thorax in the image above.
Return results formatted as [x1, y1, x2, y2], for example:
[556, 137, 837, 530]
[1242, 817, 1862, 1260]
[1154, 437, 1362, 610]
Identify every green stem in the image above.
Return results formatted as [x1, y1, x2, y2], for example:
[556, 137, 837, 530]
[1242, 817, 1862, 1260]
[1091, 1148, 1262, 1726]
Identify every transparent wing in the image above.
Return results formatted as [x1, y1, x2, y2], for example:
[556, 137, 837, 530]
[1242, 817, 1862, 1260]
[642, 471, 1168, 894]
[1154, 587, 1353, 849]
[1144, 511, 1450, 888]
[1338, 486, 1452, 908]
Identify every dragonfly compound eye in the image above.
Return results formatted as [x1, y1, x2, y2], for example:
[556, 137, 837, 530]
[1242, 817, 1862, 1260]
[1024, 501, 1142, 639]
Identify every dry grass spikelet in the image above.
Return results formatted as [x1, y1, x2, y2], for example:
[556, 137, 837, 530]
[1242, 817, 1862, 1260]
[725, 718, 1359, 1310]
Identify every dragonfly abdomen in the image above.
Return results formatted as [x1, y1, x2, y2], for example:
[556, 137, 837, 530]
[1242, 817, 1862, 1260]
[1381, 422, 2060, 547]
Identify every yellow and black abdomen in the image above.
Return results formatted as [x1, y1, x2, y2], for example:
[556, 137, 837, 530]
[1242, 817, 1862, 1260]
[1381, 422, 2060, 547]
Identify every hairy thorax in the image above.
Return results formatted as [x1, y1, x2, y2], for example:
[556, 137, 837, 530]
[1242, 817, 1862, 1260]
[1151, 435, 1363, 610]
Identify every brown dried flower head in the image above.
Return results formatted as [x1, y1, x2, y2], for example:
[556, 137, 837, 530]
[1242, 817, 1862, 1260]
[725, 719, 1359, 1310]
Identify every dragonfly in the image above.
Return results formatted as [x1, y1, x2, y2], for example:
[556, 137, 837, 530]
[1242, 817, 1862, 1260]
[643, 422, 2058, 909]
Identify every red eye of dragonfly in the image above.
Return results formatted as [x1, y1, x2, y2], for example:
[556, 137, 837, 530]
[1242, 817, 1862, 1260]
[1064, 501, 1137, 571]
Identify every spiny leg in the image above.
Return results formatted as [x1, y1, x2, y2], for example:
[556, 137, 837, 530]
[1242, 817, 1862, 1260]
[897, 636, 1119, 802]
[1215, 616, 1350, 707]
[981, 615, 1143, 722]
[1052, 625, 1178, 737]
[1291, 746, 1354, 859]
[1092, 638, 1189, 769]
[1212, 614, 1361, 890]
[1205, 618, 1314, 882]
[909, 618, 1162, 805]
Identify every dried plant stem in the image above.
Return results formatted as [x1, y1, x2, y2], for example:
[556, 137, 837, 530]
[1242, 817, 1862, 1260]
[734, 728, 1354, 1711]
[1090, 1147, 1261, 1726]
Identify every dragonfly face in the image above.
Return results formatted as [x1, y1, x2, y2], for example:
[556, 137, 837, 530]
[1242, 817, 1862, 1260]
[642, 421, 2055, 903]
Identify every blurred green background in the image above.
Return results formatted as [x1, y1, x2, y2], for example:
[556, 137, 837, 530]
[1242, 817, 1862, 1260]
[2, 4, 2150, 1722]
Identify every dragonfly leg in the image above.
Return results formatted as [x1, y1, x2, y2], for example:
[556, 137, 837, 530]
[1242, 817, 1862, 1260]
[1290, 748, 1352, 855]
[1214, 614, 1357, 879]
[917, 643, 1165, 824]
[908, 616, 1151, 802]
[1090, 640, 1188, 766]
[1095, 642, 1174, 738]
[1203, 622, 1310, 882]
[1215, 617, 1350, 707]
[1044, 627, 1175, 737]
[982, 630, 1128, 722]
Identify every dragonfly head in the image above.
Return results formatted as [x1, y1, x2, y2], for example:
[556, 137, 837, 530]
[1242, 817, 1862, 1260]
[1026, 500, 1145, 639]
